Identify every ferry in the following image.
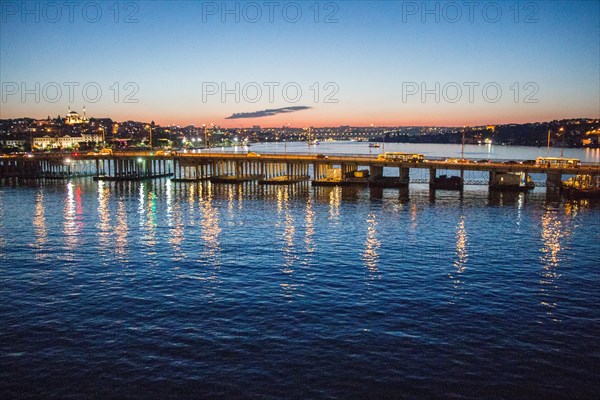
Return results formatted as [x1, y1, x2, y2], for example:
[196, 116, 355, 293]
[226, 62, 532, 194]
[535, 157, 581, 167]
[377, 152, 425, 162]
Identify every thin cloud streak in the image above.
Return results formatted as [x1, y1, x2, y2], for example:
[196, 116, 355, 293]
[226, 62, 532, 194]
[225, 106, 312, 119]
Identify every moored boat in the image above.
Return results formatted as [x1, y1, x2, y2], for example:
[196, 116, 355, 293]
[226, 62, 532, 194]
[489, 172, 535, 192]
[430, 175, 463, 191]
[562, 174, 600, 198]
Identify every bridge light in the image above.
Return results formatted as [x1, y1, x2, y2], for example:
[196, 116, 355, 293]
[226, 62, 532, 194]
[137, 158, 143, 163]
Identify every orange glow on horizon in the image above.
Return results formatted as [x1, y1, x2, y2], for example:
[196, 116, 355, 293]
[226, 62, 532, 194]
[3, 108, 598, 129]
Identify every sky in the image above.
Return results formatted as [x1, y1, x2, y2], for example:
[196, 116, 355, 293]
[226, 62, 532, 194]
[1, 0, 599, 127]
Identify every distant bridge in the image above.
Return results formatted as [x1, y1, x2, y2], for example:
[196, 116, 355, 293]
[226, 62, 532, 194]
[1, 151, 599, 194]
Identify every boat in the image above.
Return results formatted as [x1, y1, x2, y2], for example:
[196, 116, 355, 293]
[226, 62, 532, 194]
[489, 172, 535, 192]
[430, 175, 463, 191]
[562, 175, 600, 198]
[369, 143, 380, 148]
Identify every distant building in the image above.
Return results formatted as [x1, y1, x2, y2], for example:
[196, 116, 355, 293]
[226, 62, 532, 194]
[65, 107, 89, 125]
[0, 138, 26, 147]
[583, 128, 600, 147]
[33, 132, 102, 149]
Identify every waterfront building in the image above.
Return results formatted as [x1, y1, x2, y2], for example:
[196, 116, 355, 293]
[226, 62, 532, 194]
[33, 132, 102, 149]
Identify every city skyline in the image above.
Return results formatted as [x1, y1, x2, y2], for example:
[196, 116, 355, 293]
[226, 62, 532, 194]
[1, 1, 599, 127]
[3, 105, 598, 129]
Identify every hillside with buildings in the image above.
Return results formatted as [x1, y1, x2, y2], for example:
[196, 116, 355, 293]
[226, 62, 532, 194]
[1, 111, 599, 153]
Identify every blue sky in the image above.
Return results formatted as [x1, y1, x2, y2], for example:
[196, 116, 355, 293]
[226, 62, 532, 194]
[1, 0, 599, 126]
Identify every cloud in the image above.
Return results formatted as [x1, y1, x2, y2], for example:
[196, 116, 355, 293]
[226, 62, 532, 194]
[225, 106, 312, 119]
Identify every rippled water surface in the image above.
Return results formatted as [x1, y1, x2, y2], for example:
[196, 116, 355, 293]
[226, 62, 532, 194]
[1, 175, 599, 399]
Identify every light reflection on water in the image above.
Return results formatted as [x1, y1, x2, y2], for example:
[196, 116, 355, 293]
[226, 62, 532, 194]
[143, 183, 158, 252]
[362, 212, 380, 276]
[584, 147, 600, 163]
[328, 186, 341, 222]
[33, 191, 48, 261]
[304, 195, 316, 256]
[97, 181, 112, 256]
[115, 198, 129, 261]
[451, 215, 468, 293]
[1, 178, 599, 399]
[199, 183, 221, 269]
[539, 209, 568, 318]
[63, 182, 77, 260]
[0, 191, 3, 257]
[280, 187, 297, 275]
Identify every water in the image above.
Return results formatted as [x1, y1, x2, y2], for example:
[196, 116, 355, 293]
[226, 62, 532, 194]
[217, 141, 600, 163]
[1, 144, 600, 399]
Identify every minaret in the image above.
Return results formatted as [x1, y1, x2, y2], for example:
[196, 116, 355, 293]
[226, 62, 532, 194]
[83, 106, 86, 118]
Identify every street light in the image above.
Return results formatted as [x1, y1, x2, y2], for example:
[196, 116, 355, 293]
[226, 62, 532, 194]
[461, 129, 466, 160]
[558, 127, 565, 159]
[546, 127, 566, 158]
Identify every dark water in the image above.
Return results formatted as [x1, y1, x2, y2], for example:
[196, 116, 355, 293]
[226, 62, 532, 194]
[1, 178, 599, 399]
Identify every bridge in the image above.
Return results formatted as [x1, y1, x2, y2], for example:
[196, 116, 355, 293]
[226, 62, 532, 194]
[1, 151, 599, 195]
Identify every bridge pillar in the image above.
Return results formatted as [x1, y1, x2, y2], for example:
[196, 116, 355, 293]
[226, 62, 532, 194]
[341, 163, 357, 179]
[488, 170, 496, 186]
[399, 167, 410, 185]
[429, 168, 437, 184]
[546, 171, 563, 192]
[370, 166, 383, 180]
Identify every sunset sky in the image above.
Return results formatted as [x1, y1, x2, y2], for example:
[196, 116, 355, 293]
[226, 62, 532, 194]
[1, 0, 599, 127]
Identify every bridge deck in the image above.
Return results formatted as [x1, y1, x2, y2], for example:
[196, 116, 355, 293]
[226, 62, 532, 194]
[6, 151, 598, 175]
